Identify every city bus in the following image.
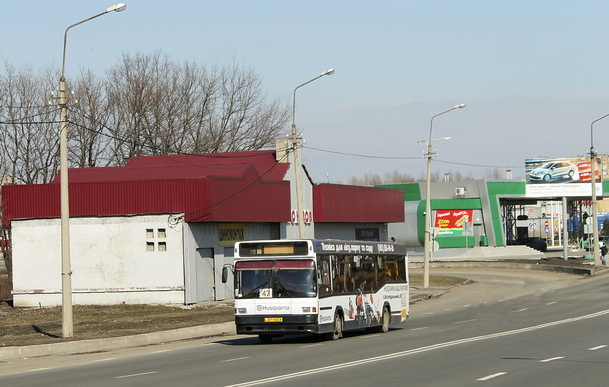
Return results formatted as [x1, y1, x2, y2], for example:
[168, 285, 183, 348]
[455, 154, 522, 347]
[222, 239, 409, 343]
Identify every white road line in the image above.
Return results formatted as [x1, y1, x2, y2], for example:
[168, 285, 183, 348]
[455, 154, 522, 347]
[225, 308, 609, 387]
[589, 345, 607, 351]
[477, 372, 507, 381]
[511, 308, 528, 313]
[302, 343, 323, 348]
[454, 319, 478, 325]
[26, 368, 51, 373]
[463, 304, 471, 307]
[360, 334, 380, 339]
[115, 371, 158, 379]
[221, 357, 251, 363]
[546, 301, 557, 305]
[540, 356, 564, 363]
[153, 349, 173, 354]
[94, 358, 116, 362]
[411, 327, 429, 331]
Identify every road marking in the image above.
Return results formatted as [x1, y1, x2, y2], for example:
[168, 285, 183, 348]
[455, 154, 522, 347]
[153, 349, 173, 354]
[454, 319, 478, 325]
[511, 308, 528, 313]
[540, 356, 564, 363]
[115, 371, 158, 379]
[477, 372, 507, 381]
[589, 345, 607, 351]
[94, 358, 116, 362]
[546, 301, 557, 305]
[26, 368, 51, 373]
[360, 334, 380, 339]
[463, 304, 471, 307]
[302, 343, 323, 348]
[225, 308, 609, 387]
[221, 357, 251, 363]
[411, 327, 429, 331]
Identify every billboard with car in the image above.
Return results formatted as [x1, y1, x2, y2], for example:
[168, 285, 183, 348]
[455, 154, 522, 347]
[525, 156, 608, 197]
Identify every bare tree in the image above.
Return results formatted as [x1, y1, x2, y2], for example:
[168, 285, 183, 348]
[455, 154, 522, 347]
[0, 63, 59, 184]
[70, 69, 114, 167]
[103, 52, 290, 163]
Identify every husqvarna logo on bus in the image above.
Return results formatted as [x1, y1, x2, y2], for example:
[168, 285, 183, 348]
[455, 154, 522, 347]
[257, 305, 290, 312]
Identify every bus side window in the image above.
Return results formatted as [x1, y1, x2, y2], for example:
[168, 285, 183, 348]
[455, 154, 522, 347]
[317, 257, 331, 296]
[332, 257, 353, 294]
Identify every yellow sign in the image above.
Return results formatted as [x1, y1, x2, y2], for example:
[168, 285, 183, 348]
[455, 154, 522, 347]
[218, 223, 245, 246]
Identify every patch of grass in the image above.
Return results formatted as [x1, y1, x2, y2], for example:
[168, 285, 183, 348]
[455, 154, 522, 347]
[0, 302, 234, 347]
[410, 274, 470, 288]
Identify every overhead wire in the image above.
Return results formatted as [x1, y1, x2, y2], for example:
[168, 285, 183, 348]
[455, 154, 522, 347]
[303, 144, 525, 170]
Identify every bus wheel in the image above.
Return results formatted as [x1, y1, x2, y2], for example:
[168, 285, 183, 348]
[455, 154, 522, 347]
[377, 307, 390, 333]
[328, 313, 343, 340]
[258, 335, 273, 344]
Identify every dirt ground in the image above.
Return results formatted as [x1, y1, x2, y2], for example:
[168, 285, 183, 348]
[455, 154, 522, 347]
[0, 273, 464, 348]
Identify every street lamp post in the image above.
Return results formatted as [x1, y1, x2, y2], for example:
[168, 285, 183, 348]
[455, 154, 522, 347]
[589, 113, 609, 267]
[59, 3, 126, 338]
[291, 68, 334, 239]
[423, 103, 466, 288]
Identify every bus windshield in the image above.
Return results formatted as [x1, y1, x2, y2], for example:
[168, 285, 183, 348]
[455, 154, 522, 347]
[235, 260, 316, 299]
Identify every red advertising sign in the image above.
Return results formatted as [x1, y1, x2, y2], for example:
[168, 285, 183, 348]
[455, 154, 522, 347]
[434, 209, 473, 229]
[576, 161, 600, 182]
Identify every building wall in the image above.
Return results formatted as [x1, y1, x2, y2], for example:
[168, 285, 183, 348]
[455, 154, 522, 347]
[12, 214, 184, 307]
[283, 161, 314, 239]
[183, 221, 281, 304]
[314, 223, 389, 241]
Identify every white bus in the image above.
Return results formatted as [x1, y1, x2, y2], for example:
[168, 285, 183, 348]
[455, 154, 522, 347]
[222, 239, 409, 343]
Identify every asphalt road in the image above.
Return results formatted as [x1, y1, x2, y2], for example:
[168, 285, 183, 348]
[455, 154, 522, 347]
[1, 268, 607, 386]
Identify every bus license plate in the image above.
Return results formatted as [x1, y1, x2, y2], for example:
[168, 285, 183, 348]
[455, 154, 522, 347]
[265, 317, 283, 322]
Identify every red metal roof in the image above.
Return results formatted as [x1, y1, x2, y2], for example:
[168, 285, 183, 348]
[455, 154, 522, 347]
[51, 150, 289, 184]
[313, 184, 404, 223]
[3, 151, 290, 227]
[2, 150, 404, 227]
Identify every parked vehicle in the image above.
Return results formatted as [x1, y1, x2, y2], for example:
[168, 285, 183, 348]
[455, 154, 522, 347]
[526, 237, 547, 252]
[529, 161, 576, 182]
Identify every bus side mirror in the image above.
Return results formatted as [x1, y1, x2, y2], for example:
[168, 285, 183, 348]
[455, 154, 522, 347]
[222, 266, 229, 283]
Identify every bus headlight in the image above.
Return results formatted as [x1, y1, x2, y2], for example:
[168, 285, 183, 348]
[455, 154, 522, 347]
[301, 307, 317, 313]
[235, 308, 247, 314]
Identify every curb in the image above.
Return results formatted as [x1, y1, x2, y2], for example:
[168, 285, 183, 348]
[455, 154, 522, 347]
[409, 260, 607, 276]
[0, 321, 235, 362]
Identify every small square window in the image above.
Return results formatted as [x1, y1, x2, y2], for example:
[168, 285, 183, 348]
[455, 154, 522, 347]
[158, 228, 166, 238]
[158, 242, 167, 251]
[146, 242, 155, 251]
[146, 229, 154, 238]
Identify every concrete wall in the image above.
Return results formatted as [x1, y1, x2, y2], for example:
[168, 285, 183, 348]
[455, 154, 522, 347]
[314, 223, 389, 241]
[183, 222, 276, 304]
[283, 157, 315, 239]
[12, 215, 184, 307]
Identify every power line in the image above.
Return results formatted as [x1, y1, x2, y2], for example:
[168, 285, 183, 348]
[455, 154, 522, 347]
[304, 144, 525, 170]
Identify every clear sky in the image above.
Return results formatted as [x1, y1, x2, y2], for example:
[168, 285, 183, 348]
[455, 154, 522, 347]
[3, 1, 609, 184]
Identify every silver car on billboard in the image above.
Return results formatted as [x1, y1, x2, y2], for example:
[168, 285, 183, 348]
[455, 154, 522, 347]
[529, 161, 576, 182]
